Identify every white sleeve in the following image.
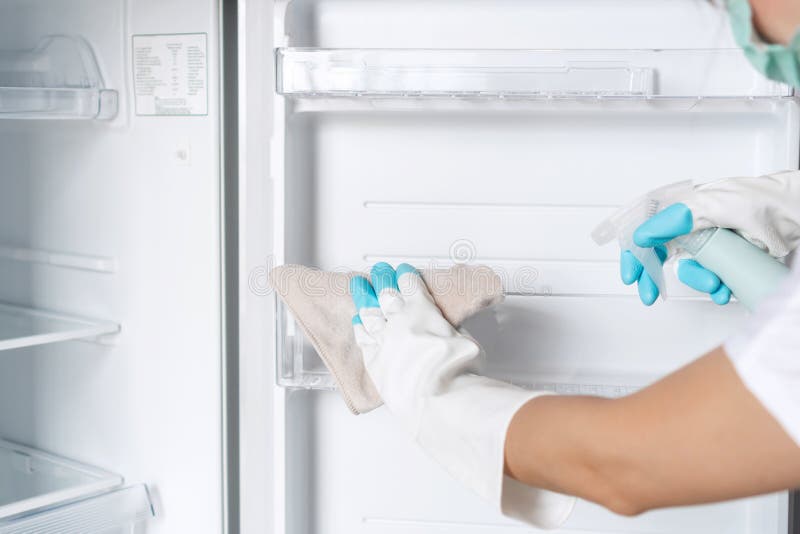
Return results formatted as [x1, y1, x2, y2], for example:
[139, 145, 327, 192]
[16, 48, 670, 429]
[724, 260, 800, 447]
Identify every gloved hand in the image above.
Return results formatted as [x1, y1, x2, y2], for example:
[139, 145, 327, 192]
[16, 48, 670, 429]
[350, 262, 575, 528]
[622, 171, 800, 305]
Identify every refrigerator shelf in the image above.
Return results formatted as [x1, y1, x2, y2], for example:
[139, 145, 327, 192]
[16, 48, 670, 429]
[0, 439, 153, 533]
[277, 48, 794, 101]
[0, 36, 118, 120]
[0, 485, 154, 534]
[0, 303, 119, 352]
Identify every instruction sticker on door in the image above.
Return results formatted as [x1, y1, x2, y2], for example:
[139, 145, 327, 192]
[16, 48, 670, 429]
[133, 33, 208, 116]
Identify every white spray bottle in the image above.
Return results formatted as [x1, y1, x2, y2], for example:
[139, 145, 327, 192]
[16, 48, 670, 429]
[592, 181, 789, 311]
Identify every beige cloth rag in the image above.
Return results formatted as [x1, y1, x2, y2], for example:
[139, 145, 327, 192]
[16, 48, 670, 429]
[269, 264, 505, 414]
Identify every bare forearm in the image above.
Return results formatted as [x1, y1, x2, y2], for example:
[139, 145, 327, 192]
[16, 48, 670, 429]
[505, 348, 800, 515]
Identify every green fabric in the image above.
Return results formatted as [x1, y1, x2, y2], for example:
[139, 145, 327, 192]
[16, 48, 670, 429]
[727, 0, 800, 87]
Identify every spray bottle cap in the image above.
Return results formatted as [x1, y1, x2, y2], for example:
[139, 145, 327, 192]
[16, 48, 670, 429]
[591, 181, 693, 300]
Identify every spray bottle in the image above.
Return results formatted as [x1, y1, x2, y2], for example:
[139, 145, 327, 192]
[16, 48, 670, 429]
[592, 181, 789, 311]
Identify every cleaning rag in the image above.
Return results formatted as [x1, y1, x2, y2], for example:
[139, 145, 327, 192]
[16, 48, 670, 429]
[269, 264, 505, 414]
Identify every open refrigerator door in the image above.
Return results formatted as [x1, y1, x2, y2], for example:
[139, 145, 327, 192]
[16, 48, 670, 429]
[239, 0, 799, 533]
[0, 0, 224, 532]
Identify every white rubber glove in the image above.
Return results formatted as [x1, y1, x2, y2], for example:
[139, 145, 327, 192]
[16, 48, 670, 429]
[675, 170, 800, 258]
[350, 262, 575, 529]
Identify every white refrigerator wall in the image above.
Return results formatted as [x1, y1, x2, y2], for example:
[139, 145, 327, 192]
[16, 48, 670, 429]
[0, 0, 224, 532]
[257, 1, 797, 533]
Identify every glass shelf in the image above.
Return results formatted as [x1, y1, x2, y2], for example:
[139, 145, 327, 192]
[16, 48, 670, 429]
[0, 439, 153, 533]
[0, 303, 119, 352]
[0, 36, 118, 120]
[0, 439, 121, 519]
[277, 48, 794, 102]
[0, 485, 153, 534]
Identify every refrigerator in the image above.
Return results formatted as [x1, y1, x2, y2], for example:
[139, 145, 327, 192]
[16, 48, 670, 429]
[0, 0, 797, 533]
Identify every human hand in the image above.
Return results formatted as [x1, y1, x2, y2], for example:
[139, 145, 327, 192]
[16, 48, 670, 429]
[622, 172, 800, 305]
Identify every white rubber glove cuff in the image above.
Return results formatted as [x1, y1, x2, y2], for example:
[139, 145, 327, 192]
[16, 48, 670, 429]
[416, 379, 576, 527]
[353, 264, 575, 529]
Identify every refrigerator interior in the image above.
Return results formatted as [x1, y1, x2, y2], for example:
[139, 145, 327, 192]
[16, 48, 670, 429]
[0, 0, 224, 532]
[266, 1, 797, 533]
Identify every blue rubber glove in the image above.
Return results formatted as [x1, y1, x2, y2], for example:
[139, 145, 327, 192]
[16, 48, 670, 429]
[619, 245, 669, 306]
[622, 203, 732, 306]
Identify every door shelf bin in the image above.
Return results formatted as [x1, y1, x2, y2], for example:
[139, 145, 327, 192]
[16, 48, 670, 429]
[276, 299, 338, 390]
[0, 303, 119, 352]
[275, 298, 640, 396]
[277, 48, 794, 100]
[0, 35, 118, 120]
[0, 439, 153, 533]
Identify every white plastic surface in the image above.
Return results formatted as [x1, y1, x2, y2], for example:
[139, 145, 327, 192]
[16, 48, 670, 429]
[267, 1, 799, 533]
[0, 35, 117, 120]
[0, 302, 119, 352]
